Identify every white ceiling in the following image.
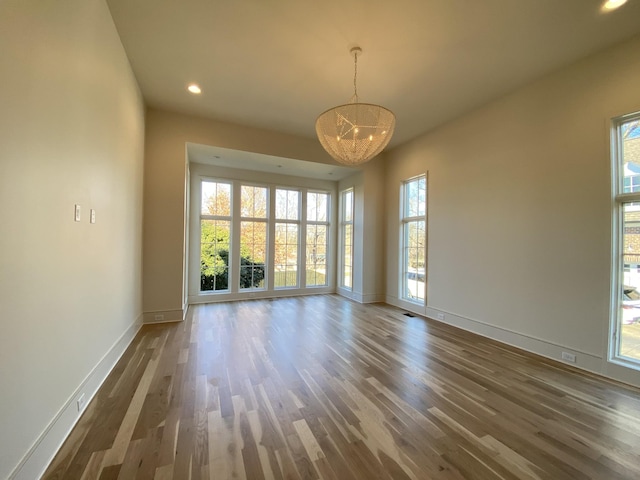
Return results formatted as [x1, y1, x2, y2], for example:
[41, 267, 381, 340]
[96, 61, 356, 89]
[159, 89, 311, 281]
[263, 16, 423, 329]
[107, 0, 640, 155]
[187, 143, 357, 180]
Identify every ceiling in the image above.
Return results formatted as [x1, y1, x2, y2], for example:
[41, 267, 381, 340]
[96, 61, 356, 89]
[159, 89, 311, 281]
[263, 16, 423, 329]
[186, 143, 357, 180]
[107, 0, 640, 155]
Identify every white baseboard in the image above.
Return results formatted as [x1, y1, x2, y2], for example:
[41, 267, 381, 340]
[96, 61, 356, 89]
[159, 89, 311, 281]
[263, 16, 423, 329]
[383, 298, 640, 388]
[337, 289, 384, 304]
[187, 287, 334, 306]
[385, 295, 425, 315]
[9, 315, 143, 480]
[142, 309, 184, 323]
[421, 307, 640, 387]
[337, 288, 360, 302]
[423, 306, 604, 374]
[360, 293, 385, 304]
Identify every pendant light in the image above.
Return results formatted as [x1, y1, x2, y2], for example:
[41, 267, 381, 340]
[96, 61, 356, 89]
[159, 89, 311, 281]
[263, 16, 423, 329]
[315, 46, 396, 166]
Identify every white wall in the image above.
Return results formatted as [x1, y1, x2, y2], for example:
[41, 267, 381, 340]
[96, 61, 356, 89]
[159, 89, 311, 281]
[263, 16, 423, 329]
[0, 1, 145, 478]
[384, 34, 640, 386]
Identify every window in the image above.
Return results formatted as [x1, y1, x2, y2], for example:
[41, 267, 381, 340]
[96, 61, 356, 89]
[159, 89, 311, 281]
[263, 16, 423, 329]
[340, 188, 354, 289]
[193, 175, 333, 300]
[200, 181, 232, 292]
[612, 113, 640, 366]
[306, 192, 329, 287]
[275, 188, 300, 288]
[401, 175, 426, 304]
[623, 175, 640, 193]
[239, 185, 267, 290]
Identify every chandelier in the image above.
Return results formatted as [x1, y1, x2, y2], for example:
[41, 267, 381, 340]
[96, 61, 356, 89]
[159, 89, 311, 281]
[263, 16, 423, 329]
[315, 46, 396, 166]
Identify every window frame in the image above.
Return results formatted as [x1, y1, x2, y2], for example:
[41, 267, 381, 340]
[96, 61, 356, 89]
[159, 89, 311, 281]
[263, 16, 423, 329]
[400, 175, 427, 305]
[340, 188, 354, 290]
[274, 187, 301, 289]
[199, 179, 233, 293]
[305, 190, 331, 288]
[189, 168, 335, 303]
[611, 111, 640, 370]
[238, 184, 269, 291]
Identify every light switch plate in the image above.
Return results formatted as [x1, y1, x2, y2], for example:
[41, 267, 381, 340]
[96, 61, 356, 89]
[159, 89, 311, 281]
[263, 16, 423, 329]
[90, 209, 96, 224]
[74, 204, 81, 222]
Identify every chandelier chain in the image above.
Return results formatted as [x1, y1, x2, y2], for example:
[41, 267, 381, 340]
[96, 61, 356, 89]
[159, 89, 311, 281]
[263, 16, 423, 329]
[353, 50, 358, 101]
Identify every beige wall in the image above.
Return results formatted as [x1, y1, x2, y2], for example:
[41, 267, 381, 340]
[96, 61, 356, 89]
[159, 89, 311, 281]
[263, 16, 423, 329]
[0, 0, 145, 478]
[362, 157, 387, 301]
[337, 157, 386, 303]
[143, 109, 337, 319]
[384, 34, 640, 385]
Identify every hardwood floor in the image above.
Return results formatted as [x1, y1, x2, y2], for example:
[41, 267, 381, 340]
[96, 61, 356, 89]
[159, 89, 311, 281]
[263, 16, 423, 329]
[43, 295, 640, 479]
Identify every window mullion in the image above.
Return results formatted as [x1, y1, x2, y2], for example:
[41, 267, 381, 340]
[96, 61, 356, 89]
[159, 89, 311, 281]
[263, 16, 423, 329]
[229, 180, 241, 293]
[300, 190, 307, 288]
[616, 193, 640, 203]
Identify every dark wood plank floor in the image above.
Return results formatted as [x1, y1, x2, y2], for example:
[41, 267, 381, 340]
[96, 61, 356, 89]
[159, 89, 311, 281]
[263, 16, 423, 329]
[43, 295, 640, 479]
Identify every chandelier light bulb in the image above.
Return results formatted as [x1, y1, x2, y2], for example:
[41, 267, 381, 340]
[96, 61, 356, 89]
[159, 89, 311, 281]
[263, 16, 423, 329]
[187, 83, 202, 94]
[603, 0, 627, 10]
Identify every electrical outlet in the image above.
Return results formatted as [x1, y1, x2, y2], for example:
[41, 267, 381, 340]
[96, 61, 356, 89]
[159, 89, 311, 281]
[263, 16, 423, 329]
[77, 393, 86, 412]
[154, 314, 164, 322]
[561, 352, 576, 363]
[436, 312, 445, 320]
[90, 209, 96, 224]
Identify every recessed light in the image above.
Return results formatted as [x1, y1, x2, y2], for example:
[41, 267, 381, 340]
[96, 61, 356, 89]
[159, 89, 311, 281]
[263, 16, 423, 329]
[187, 84, 202, 94]
[602, 0, 627, 11]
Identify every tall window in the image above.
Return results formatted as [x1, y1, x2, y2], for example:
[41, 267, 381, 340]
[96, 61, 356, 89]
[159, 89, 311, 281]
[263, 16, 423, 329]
[612, 113, 640, 366]
[239, 185, 267, 290]
[275, 188, 300, 288]
[401, 175, 426, 304]
[200, 181, 232, 292]
[340, 188, 354, 289]
[306, 192, 329, 287]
